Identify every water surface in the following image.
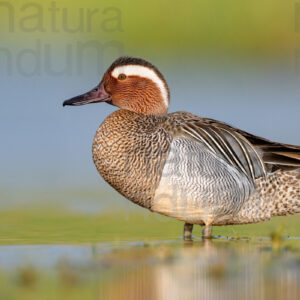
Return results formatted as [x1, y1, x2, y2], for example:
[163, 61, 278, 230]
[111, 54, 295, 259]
[0, 237, 299, 300]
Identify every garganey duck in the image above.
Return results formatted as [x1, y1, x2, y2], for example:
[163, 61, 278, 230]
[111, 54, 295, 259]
[63, 56, 300, 239]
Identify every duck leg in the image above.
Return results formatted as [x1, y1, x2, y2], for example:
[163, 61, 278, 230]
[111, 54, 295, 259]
[202, 225, 213, 239]
[183, 222, 193, 240]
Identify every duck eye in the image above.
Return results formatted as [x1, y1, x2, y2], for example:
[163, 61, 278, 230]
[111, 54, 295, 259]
[118, 73, 127, 80]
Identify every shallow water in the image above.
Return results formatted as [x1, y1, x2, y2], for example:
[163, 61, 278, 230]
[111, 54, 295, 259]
[0, 237, 299, 300]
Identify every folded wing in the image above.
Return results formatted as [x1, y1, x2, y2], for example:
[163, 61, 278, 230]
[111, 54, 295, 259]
[168, 112, 300, 181]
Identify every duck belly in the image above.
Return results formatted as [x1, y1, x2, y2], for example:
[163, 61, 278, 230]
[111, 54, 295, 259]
[151, 137, 254, 225]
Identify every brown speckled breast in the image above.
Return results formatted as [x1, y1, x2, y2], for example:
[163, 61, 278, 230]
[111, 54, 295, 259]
[92, 109, 172, 208]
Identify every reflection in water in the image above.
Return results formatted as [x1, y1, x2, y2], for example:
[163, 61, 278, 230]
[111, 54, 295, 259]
[97, 239, 300, 300]
[0, 239, 299, 300]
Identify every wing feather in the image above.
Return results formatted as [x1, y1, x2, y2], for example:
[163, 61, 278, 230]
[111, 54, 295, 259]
[167, 111, 299, 180]
[181, 122, 266, 180]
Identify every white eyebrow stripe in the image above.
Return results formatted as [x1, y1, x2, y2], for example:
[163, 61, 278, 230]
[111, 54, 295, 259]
[111, 65, 169, 108]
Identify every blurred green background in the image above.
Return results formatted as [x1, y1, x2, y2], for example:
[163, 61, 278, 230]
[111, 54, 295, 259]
[0, 0, 299, 225]
[0, 0, 297, 55]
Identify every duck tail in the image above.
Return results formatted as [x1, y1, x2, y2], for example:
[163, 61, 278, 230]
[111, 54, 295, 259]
[267, 168, 300, 217]
[233, 169, 300, 224]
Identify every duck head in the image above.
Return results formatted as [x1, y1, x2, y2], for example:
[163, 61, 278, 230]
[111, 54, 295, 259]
[63, 56, 170, 115]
